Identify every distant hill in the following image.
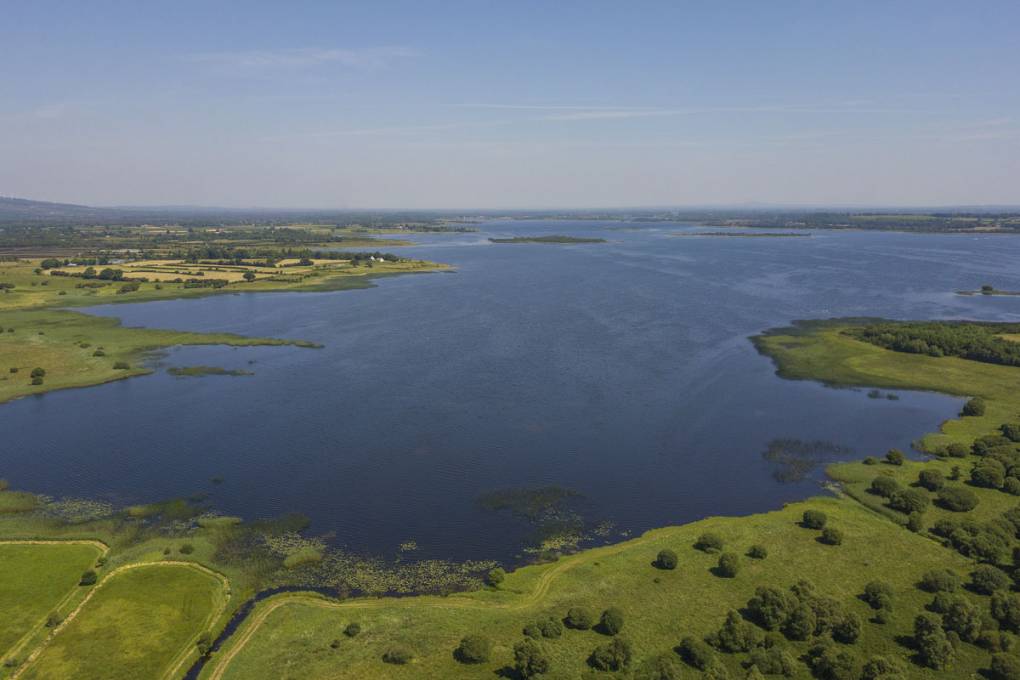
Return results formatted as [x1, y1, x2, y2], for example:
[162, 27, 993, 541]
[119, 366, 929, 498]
[0, 196, 108, 224]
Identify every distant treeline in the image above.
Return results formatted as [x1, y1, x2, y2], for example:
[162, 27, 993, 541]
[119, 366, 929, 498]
[849, 322, 1020, 366]
[166, 246, 401, 264]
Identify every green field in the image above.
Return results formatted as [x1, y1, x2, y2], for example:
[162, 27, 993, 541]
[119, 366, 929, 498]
[0, 542, 104, 661]
[18, 562, 227, 680]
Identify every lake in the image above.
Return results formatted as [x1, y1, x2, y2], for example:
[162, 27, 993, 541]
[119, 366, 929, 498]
[5, 221, 1020, 564]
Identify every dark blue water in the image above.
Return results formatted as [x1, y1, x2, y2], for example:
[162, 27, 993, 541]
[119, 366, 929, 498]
[5, 222, 1020, 562]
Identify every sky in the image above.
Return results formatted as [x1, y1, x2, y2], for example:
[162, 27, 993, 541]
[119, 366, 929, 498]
[1, 1, 1018, 209]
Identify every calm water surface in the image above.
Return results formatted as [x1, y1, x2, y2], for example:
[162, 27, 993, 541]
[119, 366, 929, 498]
[5, 222, 1020, 562]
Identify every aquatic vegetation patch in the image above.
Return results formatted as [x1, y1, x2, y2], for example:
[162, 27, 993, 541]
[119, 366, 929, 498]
[762, 438, 854, 483]
[167, 365, 254, 377]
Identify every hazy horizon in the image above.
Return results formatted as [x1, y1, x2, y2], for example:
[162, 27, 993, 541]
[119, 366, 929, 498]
[3, 1, 1018, 209]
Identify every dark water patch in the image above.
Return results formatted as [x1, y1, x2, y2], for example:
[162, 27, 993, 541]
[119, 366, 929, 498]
[762, 439, 855, 483]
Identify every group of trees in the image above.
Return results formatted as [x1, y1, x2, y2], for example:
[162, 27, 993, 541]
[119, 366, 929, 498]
[849, 321, 1020, 367]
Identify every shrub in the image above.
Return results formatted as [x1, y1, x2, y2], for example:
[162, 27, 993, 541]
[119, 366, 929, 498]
[938, 486, 979, 511]
[538, 616, 562, 638]
[30, 367, 45, 378]
[179, 543, 194, 554]
[972, 566, 1011, 595]
[807, 642, 861, 680]
[31, 376, 43, 385]
[991, 653, 1020, 680]
[711, 610, 763, 652]
[861, 656, 906, 680]
[716, 552, 740, 577]
[784, 603, 817, 641]
[889, 488, 929, 514]
[637, 653, 684, 680]
[820, 527, 844, 545]
[747, 544, 768, 559]
[870, 475, 900, 498]
[802, 510, 827, 529]
[455, 635, 492, 664]
[485, 567, 505, 586]
[747, 586, 798, 630]
[1003, 424, 1020, 443]
[863, 456, 878, 465]
[589, 637, 632, 671]
[522, 622, 541, 639]
[599, 607, 624, 635]
[678, 636, 715, 670]
[749, 646, 796, 676]
[962, 397, 987, 417]
[344, 622, 361, 637]
[862, 581, 894, 610]
[886, 449, 905, 465]
[113, 361, 130, 370]
[196, 632, 212, 656]
[382, 647, 412, 665]
[941, 595, 983, 642]
[93, 349, 106, 357]
[79, 570, 97, 586]
[565, 606, 595, 630]
[973, 462, 1007, 489]
[655, 549, 677, 570]
[832, 612, 862, 644]
[513, 639, 550, 678]
[1006, 477, 1020, 496]
[695, 532, 724, 552]
[921, 569, 961, 593]
[992, 591, 1020, 632]
[947, 442, 969, 458]
[914, 613, 954, 670]
[918, 469, 945, 491]
[907, 512, 924, 532]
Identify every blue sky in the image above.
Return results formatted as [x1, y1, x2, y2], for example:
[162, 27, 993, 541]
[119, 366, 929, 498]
[2, 1, 1018, 208]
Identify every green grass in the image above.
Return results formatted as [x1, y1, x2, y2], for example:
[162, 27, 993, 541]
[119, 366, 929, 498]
[0, 543, 103, 659]
[20, 563, 226, 680]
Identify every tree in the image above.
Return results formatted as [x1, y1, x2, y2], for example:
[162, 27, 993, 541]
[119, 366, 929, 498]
[455, 635, 492, 664]
[243, 271, 256, 282]
[991, 654, 1020, 680]
[747, 544, 768, 559]
[655, 549, 677, 570]
[861, 656, 906, 680]
[914, 613, 954, 670]
[807, 642, 860, 680]
[79, 570, 97, 586]
[971, 565, 1010, 595]
[937, 486, 979, 511]
[513, 639, 550, 678]
[802, 510, 827, 529]
[485, 567, 505, 587]
[918, 469, 945, 491]
[716, 552, 740, 577]
[973, 461, 1007, 489]
[946, 442, 969, 458]
[832, 612, 862, 643]
[678, 636, 715, 670]
[30, 367, 45, 378]
[941, 595, 982, 642]
[565, 606, 595, 630]
[344, 622, 361, 637]
[599, 607, 624, 635]
[636, 653, 684, 680]
[538, 616, 562, 638]
[992, 591, 1020, 632]
[862, 581, 894, 611]
[783, 603, 817, 641]
[747, 586, 797, 630]
[589, 638, 631, 671]
[907, 512, 924, 533]
[821, 527, 844, 545]
[962, 397, 987, 417]
[195, 632, 212, 656]
[886, 449, 905, 465]
[696, 532, 724, 552]
[1003, 423, 1020, 443]
[749, 646, 797, 676]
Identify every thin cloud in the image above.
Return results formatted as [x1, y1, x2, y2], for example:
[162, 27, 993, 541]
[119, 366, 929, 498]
[188, 46, 418, 70]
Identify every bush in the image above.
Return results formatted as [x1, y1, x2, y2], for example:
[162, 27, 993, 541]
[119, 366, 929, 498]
[344, 622, 361, 637]
[807, 642, 861, 680]
[1006, 477, 1020, 496]
[861, 656, 906, 680]
[31, 376, 43, 385]
[888, 488, 929, 514]
[710, 610, 763, 652]
[972, 565, 1011, 594]
[918, 469, 945, 491]
[589, 637, 632, 671]
[179, 543, 194, 554]
[747, 586, 798, 630]
[921, 569, 961, 593]
[940, 595, 982, 642]
[907, 512, 925, 533]
[947, 442, 969, 458]
[820, 527, 844, 545]
[870, 475, 900, 498]
[637, 653, 684, 680]
[991, 653, 1020, 680]
[862, 581, 894, 610]
[716, 552, 740, 577]
[382, 646, 412, 665]
[79, 570, 97, 586]
[93, 349, 106, 357]
[938, 486, 979, 511]
[863, 456, 878, 465]
[802, 510, 827, 529]
[655, 549, 677, 570]
[113, 361, 130, 370]
[749, 646, 796, 676]
[962, 397, 987, 417]
[678, 636, 715, 670]
[914, 613, 954, 670]
[747, 544, 768, 559]
[832, 612, 862, 644]
[513, 639, 550, 678]
[565, 606, 595, 630]
[30, 367, 45, 378]
[485, 567, 505, 586]
[1002, 423, 1020, 443]
[599, 607, 624, 635]
[538, 616, 562, 638]
[784, 603, 817, 641]
[695, 532, 724, 552]
[886, 449, 905, 465]
[455, 635, 492, 664]
[973, 462, 1006, 489]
